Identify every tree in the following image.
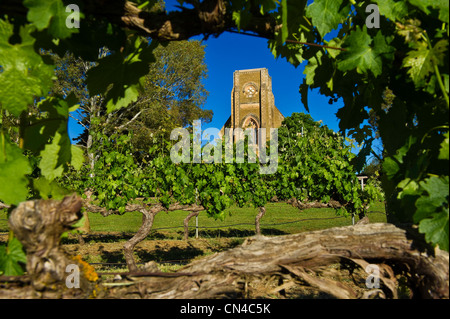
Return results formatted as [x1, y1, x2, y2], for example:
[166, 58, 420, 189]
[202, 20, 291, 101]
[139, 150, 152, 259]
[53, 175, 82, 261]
[108, 40, 212, 152]
[49, 40, 211, 162]
[362, 158, 382, 179]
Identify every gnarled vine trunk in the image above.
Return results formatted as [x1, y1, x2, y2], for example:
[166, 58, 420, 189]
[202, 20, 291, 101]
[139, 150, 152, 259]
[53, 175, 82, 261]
[123, 205, 162, 272]
[6, 195, 96, 297]
[184, 211, 201, 240]
[110, 223, 448, 299]
[255, 206, 266, 235]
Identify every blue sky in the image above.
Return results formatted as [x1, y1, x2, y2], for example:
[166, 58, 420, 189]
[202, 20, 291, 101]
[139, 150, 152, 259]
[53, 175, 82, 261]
[69, 0, 344, 141]
[164, 0, 343, 134]
[193, 31, 343, 133]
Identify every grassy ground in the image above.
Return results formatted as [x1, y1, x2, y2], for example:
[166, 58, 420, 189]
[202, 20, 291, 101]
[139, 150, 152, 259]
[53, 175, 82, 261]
[1, 201, 387, 274]
[1, 201, 387, 237]
[83, 200, 387, 239]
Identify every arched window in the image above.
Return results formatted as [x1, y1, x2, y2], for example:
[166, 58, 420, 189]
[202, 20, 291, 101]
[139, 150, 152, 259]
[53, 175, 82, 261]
[242, 116, 259, 145]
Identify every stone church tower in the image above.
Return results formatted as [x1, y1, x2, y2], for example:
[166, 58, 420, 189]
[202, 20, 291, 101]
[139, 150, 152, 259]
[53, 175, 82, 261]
[220, 68, 284, 141]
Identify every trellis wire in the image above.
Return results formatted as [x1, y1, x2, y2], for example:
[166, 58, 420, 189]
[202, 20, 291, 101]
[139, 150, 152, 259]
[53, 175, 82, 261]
[0, 210, 387, 235]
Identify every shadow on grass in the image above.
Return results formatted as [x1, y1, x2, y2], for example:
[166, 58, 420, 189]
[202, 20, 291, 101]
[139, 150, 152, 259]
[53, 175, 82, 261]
[170, 228, 288, 239]
[97, 244, 220, 264]
[80, 244, 207, 265]
[64, 227, 290, 244]
[62, 232, 136, 245]
[136, 246, 206, 263]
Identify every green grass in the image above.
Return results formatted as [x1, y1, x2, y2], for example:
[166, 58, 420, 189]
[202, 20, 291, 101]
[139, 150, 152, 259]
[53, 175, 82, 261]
[1, 201, 387, 239]
[0, 209, 8, 232]
[83, 201, 387, 239]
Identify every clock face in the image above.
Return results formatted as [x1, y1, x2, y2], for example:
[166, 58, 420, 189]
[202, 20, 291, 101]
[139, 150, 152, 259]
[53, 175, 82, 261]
[244, 84, 258, 98]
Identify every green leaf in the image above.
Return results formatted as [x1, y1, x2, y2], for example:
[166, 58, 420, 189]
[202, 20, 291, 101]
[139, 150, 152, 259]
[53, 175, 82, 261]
[413, 176, 449, 251]
[87, 38, 156, 112]
[383, 157, 400, 179]
[303, 51, 323, 86]
[24, 95, 73, 154]
[327, 38, 343, 59]
[418, 211, 449, 251]
[403, 39, 448, 87]
[0, 237, 27, 276]
[0, 136, 32, 205]
[438, 132, 449, 160]
[23, 0, 80, 38]
[70, 145, 85, 170]
[260, 0, 277, 14]
[306, 0, 349, 37]
[33, 177, 70, 200]
[338, 27, 394, 77]
[407, 0, 449, 23]
[374, 0, 408, 21]
[414, 176, 449, 220]
[299, 80, 310, 112]
[0, 20, 54, 117]
[232, 10, 252, 31]
[38, 131, 71, 181]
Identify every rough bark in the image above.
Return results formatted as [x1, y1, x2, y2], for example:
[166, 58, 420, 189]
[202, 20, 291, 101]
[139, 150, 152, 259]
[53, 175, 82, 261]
[123, 203, 203, 271]
[123, 205, 162, 272]
[76, 209, 91, 245]
[183, 211, 201, 241]
[6, 195, 96, 296]
[255, 206, 266, 236]
[108, 223, 448, 299]
[288, 198, 344, 210]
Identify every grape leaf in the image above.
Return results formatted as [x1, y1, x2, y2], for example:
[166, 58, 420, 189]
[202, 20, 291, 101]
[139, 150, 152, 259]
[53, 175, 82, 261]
[299, 80, 310, 112]
[38, 127, 83, 181]
[39, 132, 67, 181]
[0, 20, 54, 117]
[232, 10, 252, 31]
[71, 145, 85, 170]
[338, 27, 394, 77]
[419, 210, 449, 251]
[403, 39, 448, 87]
[414, 176, 449, 251]
[33, 177, 70, 200]
[0, 137, 32, 205]
[87, 38, 156, 113]
[259, 0, 277, 14]
[438, 132, 449, 160]
[414, 176, 449, 220]
[374, 0, 408, 21]
[23, 0, 80, 38]
[0, 237, 27, 276]
[383, 157, 400, 179]
[303, 51, 323, 86]
[408, 0, 449, 23]
[306, 0, 349, 37]
[24, 95, 74, 154]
